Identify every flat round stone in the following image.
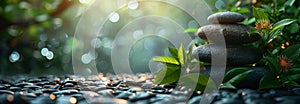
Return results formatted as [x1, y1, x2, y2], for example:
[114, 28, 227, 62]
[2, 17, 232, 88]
[192, 45, 262, 65]
[208, 12, 244, 24]
[197, 24, 260, 44]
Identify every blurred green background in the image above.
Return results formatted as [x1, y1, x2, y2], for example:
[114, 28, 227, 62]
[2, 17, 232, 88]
[0, 0, 299, 76]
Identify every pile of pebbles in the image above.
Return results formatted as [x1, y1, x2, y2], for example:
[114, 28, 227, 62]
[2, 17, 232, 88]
[193, 12, 262, 65]
[1, 74, 300, 104]
[0, 74, 191, 104]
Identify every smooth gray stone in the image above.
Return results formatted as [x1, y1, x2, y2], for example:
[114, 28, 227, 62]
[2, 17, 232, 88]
[116, 91, 132, 99]
[197, 24, 260, 44]
[188, 96, 202, 104]
[192, 45, 262, 65]
[208, 12, 245, 24]
[275, 96, 300, 103]
[213, 98, 244, 104]
[30, 95, 55, 104]
[292, 88, 300, 95]
[129, 93, 156, 102]
[0, 90, 14, 94]
[244, 98, 275, 104]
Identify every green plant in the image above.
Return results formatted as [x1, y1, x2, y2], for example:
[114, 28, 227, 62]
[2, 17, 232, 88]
[220, 68, 252, 90]
[259, 45, 300, 90]
[251, 6, 296, 54]
[152, 43, 253, 91]
[251, 5, 300, 90]
[152, 44, 216, 91]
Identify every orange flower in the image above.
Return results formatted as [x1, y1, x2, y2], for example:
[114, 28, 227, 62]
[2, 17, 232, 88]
[255, 19, 272, 32]
[278, 56, 291, 73]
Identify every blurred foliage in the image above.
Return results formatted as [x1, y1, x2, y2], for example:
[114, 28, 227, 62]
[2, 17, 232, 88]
[0, 0, 81, 75]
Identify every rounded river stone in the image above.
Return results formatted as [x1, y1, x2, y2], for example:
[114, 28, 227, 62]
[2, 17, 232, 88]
[197, 24, 260, 44]
[192, 45, 262, 65]
[207, 12, 245, 24]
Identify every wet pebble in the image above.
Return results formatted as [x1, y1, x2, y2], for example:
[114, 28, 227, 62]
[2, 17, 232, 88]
[0, 90, 14, 94]
[213, 98, 244, 104]
[116, 91, 132, 99]
[129, 92, 156, 102]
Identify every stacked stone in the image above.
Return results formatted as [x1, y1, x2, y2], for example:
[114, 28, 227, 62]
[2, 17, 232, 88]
[193, 12, 262, 65]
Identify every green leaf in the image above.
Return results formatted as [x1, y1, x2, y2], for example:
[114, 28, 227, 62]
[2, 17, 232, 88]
[184, 28, 198, 33]
[259, 75, 281, 90]
[153, 64, 181, 84]
[152, 56, 179, 65]
[283, 81, 300, 87]
[223, 68, 250, 83]
[179, 73, 216, 91]
[267, 28, 283, 44]
[281, 44, 300, 62]
[253, 7, 269, 20]
[168, 46, 178, 60]
[241, 17, 256, 25]
[178, 44, 186, 66]
[238, 8, 250, 14]
[284, 74, 300, 81]
[270, 19, 296, 35]
[284, 0, 295, 6]
[261, 4, 272, 11]
[287, 68, 300, 75]
[220, 83, 237, 90]
[226, 70, 252, 86]
[263, 56, 280, 75]
[287, 22, 299, 34]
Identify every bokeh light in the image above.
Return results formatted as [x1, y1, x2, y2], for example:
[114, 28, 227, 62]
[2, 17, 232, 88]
[9, 51, 20, 63]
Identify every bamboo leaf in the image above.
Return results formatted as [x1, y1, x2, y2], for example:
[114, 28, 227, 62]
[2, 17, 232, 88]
[226, 70, 252, 86]
[152, 56, 179, 65]
[270, 19, 296, 35]
[153, 64, 181, 84]
[184, 28, 198, 33]
[220, 83, 237, 90]
[178, 44, 186, 66]
[168, 46, 178, 60]
[223, 68, 251, 83]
